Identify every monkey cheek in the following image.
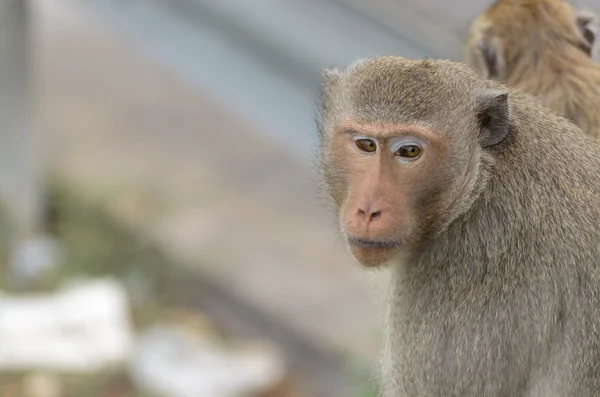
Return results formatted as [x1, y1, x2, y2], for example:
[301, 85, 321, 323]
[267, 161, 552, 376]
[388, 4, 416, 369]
[348, 245, 398, 268]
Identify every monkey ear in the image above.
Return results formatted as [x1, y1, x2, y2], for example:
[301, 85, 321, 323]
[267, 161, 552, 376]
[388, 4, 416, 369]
[574, 9, 597, 57]
[476, 90, 510, 148]
[470, 33, 506, 81]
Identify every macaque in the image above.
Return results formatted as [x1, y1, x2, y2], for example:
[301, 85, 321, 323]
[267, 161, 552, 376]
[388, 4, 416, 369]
[316, 56, 600, 396]
[466, 0, 600, 138]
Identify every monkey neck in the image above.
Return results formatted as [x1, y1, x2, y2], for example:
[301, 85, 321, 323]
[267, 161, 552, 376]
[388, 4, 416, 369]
[393, 164, 535, 295]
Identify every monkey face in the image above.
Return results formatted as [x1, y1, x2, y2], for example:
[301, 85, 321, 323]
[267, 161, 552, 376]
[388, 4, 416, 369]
[325, 121, 452, 268]
[317, 57, 511, 268]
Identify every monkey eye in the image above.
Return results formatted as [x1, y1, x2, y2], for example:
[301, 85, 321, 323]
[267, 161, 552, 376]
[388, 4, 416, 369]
[394, 144, 422, 160]
[355, 138, 377, 153]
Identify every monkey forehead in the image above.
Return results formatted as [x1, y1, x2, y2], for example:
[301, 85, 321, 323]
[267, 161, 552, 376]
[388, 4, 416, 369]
[334, 120, 445, 143]
[339, 57, 484, 125]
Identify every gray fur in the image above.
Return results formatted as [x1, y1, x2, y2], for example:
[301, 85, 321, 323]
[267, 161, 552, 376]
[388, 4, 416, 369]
[316, 56, 600, 396]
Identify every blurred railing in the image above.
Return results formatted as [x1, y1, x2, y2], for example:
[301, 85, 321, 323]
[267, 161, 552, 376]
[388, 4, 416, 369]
[0, 0, 43, 248]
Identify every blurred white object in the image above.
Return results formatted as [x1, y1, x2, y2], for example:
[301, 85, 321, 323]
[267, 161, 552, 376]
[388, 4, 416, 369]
[0, 278, 134, 372]
[8, 234, 61, 286]
[131, 326, 286, 397]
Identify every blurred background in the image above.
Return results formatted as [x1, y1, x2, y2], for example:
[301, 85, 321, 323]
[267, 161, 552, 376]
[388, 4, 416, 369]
[2, 0, 595, 396]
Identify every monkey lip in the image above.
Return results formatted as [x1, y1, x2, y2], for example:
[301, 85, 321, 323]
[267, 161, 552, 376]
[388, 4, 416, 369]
[347, 236, 402, 249]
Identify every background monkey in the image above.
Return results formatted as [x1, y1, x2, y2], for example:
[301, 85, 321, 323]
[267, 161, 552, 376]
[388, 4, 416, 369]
[465, 0, 600, 139]
[316, 56, 600, 396]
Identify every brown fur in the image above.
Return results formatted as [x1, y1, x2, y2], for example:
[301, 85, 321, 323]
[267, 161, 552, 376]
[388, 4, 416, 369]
[466, 0, 600, 138]
[316, 56, 600, 396]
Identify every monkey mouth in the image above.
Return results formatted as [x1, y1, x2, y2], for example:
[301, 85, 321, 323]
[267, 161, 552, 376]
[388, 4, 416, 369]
[346, 236, 403, 267]
[347, 236, 403, 249]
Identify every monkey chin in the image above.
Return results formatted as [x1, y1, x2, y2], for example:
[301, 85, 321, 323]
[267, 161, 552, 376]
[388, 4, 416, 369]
[347, 237, 402, 268]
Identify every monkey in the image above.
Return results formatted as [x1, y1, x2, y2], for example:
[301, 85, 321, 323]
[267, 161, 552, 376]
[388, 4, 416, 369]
[315, 56, 600, 396]
[465, 0, 600, 139]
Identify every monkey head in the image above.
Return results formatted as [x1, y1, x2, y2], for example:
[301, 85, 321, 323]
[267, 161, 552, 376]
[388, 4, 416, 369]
[316, 57, 509, 268]
[466, 0, 598, 81]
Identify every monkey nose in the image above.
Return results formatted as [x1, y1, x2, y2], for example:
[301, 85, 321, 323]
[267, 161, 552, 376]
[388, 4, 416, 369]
[357, 208, 382, 222]
[356, 205, 382, 226]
